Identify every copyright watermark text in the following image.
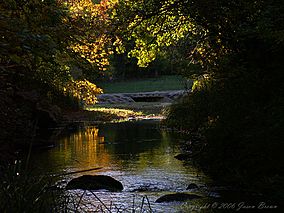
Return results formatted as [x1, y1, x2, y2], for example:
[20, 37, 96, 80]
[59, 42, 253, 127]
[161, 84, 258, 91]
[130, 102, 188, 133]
[188, 202, 278, 211]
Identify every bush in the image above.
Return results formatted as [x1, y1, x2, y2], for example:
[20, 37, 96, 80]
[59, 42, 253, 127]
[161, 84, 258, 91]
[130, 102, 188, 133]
[164, 67, 284, 201]
[0, 160, 62, 213]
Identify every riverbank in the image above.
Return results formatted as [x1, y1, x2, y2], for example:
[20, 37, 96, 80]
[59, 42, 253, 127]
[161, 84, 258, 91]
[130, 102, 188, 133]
[163, 86, 284, 210]
[0, 100, 168, 161]
[1, 98, 282, 212]
[61, 102, 167, 125]
[2, 119, 212, 213]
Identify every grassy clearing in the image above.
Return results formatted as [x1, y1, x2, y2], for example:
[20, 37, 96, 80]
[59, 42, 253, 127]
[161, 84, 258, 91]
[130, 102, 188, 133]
[63, 108, 142, 123]
[63, 102, 168, 123]
[97, 75, 188, 93]
[88, 102, 170, 117]
[86, 106, 143, 117]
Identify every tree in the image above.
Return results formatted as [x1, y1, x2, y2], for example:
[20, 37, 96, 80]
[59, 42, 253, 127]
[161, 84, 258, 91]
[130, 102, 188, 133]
[0, 0, 120, 144]
[0, 0, 119, 105]
[112, 0, 283, 75]
[111, 0, 284, 200]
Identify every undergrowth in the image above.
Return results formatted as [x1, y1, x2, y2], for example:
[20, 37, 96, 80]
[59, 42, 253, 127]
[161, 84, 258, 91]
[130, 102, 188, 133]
[0, 159, 154, 213]
[164, 72, 284, 204]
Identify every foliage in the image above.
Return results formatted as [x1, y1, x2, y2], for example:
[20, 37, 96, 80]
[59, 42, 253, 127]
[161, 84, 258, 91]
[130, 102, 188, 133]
[112, 0, 284, 77]
[0, 159, 154, 212]
[66, 0, 117, 70]
[165, 73, 284, 199]
[111, 0, 228, 71]
[108, 52, 177, 80]
[116, 0, 284, 199]
[65, 79, 103, 105]
[108, 0, 203, 79]
[0, 160, 61, 213]
[0, 0, 115, 106]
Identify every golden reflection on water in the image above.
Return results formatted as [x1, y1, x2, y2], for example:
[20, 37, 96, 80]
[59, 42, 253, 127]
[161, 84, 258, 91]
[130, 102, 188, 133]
[32, 122, 211, 212]
[57, 126, 112, 169]
[49, 122, 205, 181]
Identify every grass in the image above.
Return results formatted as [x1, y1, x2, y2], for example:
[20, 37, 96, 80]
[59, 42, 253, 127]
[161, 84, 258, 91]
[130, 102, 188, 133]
[62, 102, 169, 125]
[89, 102, 170, 116]
[97, 75, 188, 93]
[86, 106, 143, 118]
[0, 160, 154, 213]
[62, 107, 143, 123]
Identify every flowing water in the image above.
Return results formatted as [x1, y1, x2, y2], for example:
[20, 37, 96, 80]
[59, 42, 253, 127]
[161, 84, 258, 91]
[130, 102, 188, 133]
[30, 120, 216, 212]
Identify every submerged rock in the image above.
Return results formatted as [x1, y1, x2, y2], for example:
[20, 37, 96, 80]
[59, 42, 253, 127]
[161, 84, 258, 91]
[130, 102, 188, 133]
[187, 183, 199, 190]
[174, 153, 191, 160]
[131, 185, 161, 192]
[155, 193, 202, 203]
[66, 175, 123, 191]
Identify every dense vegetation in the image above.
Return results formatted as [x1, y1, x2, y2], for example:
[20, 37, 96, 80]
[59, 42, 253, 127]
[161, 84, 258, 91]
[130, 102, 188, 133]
[92, 0, 283, 203]
[113, 0, 284, 201]
[0, 0, 110, 150]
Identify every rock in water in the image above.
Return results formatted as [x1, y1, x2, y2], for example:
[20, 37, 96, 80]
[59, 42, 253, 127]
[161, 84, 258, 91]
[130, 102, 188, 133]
[155, 193, 202, 203]
[174, 153, 191, 160]
[66, 175, 123, 191]
[186, 183, 199, 190]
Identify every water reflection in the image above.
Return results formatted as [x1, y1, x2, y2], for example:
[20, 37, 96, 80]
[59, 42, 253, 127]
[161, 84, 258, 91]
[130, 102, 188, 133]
[58, 125, 110, 170]
[30, 121, 211, 212]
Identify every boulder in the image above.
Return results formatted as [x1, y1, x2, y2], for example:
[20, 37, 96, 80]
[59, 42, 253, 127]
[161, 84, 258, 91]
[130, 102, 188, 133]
[155, 193, 202, 203]
[174, 153, 191, 160]
[131, 185, 161, 192]
[66, 175, 123, 191]
[186, 183, 199, 190]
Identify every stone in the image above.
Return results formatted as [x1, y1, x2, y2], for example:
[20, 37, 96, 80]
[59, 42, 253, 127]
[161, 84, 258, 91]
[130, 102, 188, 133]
[97, 90, 185, 104]
[155, 193, 202, 203]
[186, 183, 199, 190]
[66, 175, 123, 191]
[131, 185, 161, 192]
[174, 153, 191, 160]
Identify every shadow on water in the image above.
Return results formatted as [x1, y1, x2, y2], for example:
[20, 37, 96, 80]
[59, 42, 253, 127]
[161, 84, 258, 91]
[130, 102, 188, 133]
[27, 120, 215, 212]
[27, 121, 281, 212]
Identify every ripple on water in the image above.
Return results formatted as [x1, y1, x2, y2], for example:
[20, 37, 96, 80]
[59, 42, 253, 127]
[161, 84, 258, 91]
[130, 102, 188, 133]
[30, 121, 212, 212]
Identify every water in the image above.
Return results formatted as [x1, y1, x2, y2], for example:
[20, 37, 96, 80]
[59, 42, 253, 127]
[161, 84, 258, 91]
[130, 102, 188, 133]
[30, 120, 215, 212]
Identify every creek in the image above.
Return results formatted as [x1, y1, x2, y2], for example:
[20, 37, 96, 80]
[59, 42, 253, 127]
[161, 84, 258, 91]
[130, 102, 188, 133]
[30, 120, 216, 212]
